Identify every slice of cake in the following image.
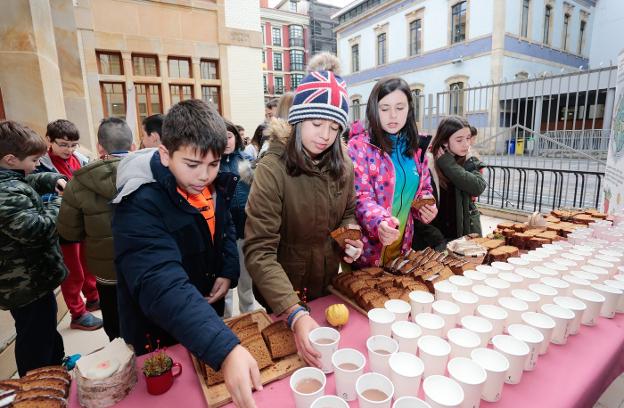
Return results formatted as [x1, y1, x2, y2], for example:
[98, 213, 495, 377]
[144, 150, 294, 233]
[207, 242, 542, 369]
[411, 197, 436, 210]
[330, 225, 362, 248]
[261, 323, 297, 359]
[242, 334, 273, 370]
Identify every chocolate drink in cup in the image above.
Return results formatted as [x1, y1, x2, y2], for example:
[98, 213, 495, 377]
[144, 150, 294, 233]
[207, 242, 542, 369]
[296, 378, 323, 394]
[338, 362, 360, 370]
[362, 389, 389, 401]
[314, 338, 336, 345]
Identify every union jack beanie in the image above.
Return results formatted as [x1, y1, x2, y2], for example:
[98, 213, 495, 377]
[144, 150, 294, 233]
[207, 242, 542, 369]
[288, 70, 349, 130]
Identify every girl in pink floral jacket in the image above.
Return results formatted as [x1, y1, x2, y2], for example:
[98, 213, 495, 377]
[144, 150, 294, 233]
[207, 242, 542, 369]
[347, 77, 437, 267]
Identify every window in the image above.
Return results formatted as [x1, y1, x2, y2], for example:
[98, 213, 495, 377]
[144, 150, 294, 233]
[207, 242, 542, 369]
[377, 33, 386, 65]
[352, 98, 361, 122]
[351, 44, 360, 72]
[291, 74, 303, 89]
[275, 77, 284, 95]
[451, 1, 467, 43]
[262, 51, 266, 64]
[312, 21, 322, 36]
[578, 20, 586, 54]
[272, 27, 282, 46]
[521, 0, 530, 37]
[449, 82, 464, 115]
[273, 53, 283, 71]
[263, 75, 268, 93]
[562, 13, 570, 51]
[409, 19, 422, 56]
[97, 51, 123, 75]
[100, 82, 126, 118]
[290, 50, 305, 71]
[262, 25, 266, 45]
[201, 86, 221, 113]
[543, 5, 552, 45]
[411, 88, 421, 122]
[289, 25, 304, 47]
[200, 60, 219, 80]
[132, 55, 158, 76]
[168, 57, 191, 78]
[135, 84, 162, 123]
[290, 0, 297, 12]
[169, 85, 193, 105]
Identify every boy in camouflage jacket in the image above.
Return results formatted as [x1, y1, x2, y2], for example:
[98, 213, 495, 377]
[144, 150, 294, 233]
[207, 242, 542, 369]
[0, 120, 68, 376]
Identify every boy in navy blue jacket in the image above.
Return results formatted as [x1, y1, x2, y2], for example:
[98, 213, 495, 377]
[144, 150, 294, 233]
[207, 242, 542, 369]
[112, 100, 261, 407]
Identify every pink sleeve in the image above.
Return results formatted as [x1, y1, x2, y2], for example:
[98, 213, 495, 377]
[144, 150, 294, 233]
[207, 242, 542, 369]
[412, 149, 434, 222]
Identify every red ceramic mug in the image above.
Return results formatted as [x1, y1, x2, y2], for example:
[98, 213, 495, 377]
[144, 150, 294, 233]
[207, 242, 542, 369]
[145, 362, 182, 395]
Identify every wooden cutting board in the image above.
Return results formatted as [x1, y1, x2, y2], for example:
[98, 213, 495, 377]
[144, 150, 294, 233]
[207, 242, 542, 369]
[328, 285, 369, 316]
[190, 310, 306, 408]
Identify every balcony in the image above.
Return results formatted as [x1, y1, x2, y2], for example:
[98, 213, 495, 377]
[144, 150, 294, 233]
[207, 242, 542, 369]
[290, 37, 304, 48]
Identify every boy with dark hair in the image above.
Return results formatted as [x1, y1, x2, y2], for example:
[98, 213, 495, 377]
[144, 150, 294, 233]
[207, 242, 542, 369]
[57, 117, 136, 341]
[0, 120, 67, 376]
[141, 113, 164, 148]
[112, 99, 261, 407]
[264, 98, 278, 120]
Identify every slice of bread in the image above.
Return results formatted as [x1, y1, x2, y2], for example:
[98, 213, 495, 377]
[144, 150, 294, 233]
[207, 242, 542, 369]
[242, 334, 273, 370]
[11, 396, 67, 407]
[14, 388, 65, 401]
[261, 324, 297, 359]
[330, 225, 362, 248]
[21, 379, 68, 397]
[411, 197, 436, 210]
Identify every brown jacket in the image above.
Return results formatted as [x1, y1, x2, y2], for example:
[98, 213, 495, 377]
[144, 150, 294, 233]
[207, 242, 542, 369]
[243, 120, 357, 315]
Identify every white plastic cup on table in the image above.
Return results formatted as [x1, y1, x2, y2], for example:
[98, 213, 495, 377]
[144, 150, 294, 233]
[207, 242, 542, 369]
[596, 255, 621, 272]
[491, 261, 514, 274]
[582, 263, 611, 278]
[507, 323, 544, 371]
[497, 297, 529, 331]
[520, 312, 555, 355]
[417, 335, 451, 378]
[590, 283, 622, 318]
[507, 257, 531, 271]
[309, 327, 340, 373]
[476, 304, 508, 341]
[470, 348, 509, 403]
[391, 320, 422, 354]
[385, 299, 411, 322]
[588, 259, 617, 276]
[528, 283, 558, 307]
[460, 315, 493, 347]
[599, 248, 624, 257]
[553, 296, 586, 335]
[366, 335, 399, 378]
[388, 352, 424, 399]
[432, 300, 461, 338]
[511, 288, 541, 312]
[540, 304, 574, 345]
[534, 247, 558, 261]
[533, 265, 560, 278]
[603, 279, 624, 313]
[561, 252, 587, 266]
[310, 395, 349, 408]
[572, 288, 605, 326]
[614, 274, 624, 284]
[332, 348, 366, 402]
[476, 264, 498, 276]
[451, 290, 479, 318]
[540, 276, 570, 294]
[434, 280, 458, 301]
[463, 270, 487, 282]
[447, 357, 487, 408]
[542, 262, 569, 276]
[414, 312, 445, 337]
[290, 366, 327, 408]
[393, 396, 432, 408]
[491, 334, 530, 384]
[447, 328, 481, 359]
[515, 268, 541, 288]
[409, 290, 435, 316]
[569, 249, 592, 260]
[423, 375, 465, 408]
[368, 308, 396, 337]
[562, 274, 591, 295]
[449, 275, 473, 290]
[471, 284, 499, 305]
[570, 270, 599, 283]
[355, 372, 394, 408]
[484, 277, 511, 297]
[521, 252, 548, 266]
[498, 271, 524, 290]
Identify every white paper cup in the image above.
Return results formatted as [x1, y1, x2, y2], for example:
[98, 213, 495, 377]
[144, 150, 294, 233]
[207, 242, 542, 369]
[460, 315, 493, 347]
[553, 296, 586, 335]
[520, 312, 555, 355]
[528, 283, 558, 306]
[385, 299, 411, 322]
[561, 252, 587, 265]
[582, 264, 610, 278]
[541, 277, 570, 294]
[540, 304, 574, 344]
[562, 274, 591, 295]
[290, 367, 327, 408]
[476, 264, 498, 275]
[356, 372, 394, 408]
[572, 288, 606, 326]
[423, 375, 465, 408]
[432, 300, 461, 338]
[449, 275, 473, 289]
[542, 262, 569, 276]
[368, 308, 396, 337]
[447, 357, 487, 408]
[434, 281, 459, 301]
[470, 348, 509, 402]
[570, 270, 600, 283]
[515, 268, 541, 288]
[507, 257, 531, 271]
[615, 274, 624, 283]
[603, 280, 624, 313]
[393, 396, 432, 408]
[463, 270, 487, 282]
[491, 261, 514, 274]
[588, 259, 616, 276]
[447, 328, 481, 360]
[511, 288, 541, 312]
[471, 284, 499, 305]
[476, 304, 508, 341]
[590, 283, 622, 318]
[417, 335, 451, 378]
[484, 277, 511, 297]
[507, 323, 543, 371]
[309, 327, 340, 373]
[521, 252, 548, 266]
[366, 335, 399, 378]
[311, 395, 349, 408]
[497, 297, 529, 331]
[388, 352, 424, 399]
[533, 265, 560, 278]
[332, 348, 366, 402]
[391, 320, 422, 354]
[596, 255, 621, 272]
[491, 334, 530, 384]
[598, 249, 623, 257]
[498, 272, 524, 290]
[451, 290, 479, 319]
[409, 291, 435, 316]
[551, 257, 579, 270]
[414, 313, 445, 337]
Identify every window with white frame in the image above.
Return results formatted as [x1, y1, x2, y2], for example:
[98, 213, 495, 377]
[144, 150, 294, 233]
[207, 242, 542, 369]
[272, 27, 282, 46]
[451, 1, 467, 44]
[449, 82, 464, 115]
[410, 19, 422, 56]
[521, 0, 530, 37]
[578, 19, 587, 54]
[562, 13, 570, 51]
[377, 33, 386, 65]
[351, 44, 360, 72]
[273, 52, 283, 71]
[274, 77, 284, 94]
[543, 5, 552, 45]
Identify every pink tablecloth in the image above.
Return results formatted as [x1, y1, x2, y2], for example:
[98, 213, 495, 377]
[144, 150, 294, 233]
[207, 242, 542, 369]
[70, 294, 624, 407]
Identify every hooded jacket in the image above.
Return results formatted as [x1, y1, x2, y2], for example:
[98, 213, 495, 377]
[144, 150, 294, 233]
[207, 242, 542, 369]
[217, 150, 253, 239]
[0, 169, 68, 310]
[36, 150, 89, 174]
[244, 119, 357, 315]
[111, 149, 240, 370]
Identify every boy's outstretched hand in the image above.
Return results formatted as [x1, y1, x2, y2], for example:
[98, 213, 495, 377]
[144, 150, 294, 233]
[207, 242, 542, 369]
[222, 345, 262, 408]
[207, 277, 231, 304]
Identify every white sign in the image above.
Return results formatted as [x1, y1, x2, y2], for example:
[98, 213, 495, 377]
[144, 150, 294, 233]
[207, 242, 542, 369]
[604, 51, 624, 213]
